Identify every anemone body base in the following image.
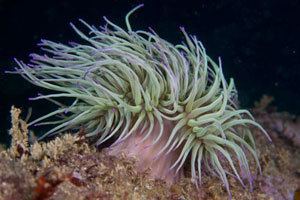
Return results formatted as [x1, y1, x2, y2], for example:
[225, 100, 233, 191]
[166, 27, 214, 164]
[107, 119, 183, 184]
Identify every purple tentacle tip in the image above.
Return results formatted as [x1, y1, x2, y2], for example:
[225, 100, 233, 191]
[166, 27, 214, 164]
[29, 53, 35, 58]
[37, 39, 45, 46]
[179, 26, 186, 33]
[69, 41, 78, 47]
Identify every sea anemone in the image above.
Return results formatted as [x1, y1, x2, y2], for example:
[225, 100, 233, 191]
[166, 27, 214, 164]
[11, 5, 271, 197]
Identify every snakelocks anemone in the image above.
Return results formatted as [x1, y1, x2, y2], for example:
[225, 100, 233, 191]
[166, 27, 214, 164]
[11, 4, 271, 198]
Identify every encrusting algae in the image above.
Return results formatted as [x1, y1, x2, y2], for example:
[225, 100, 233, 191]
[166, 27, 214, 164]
[8, 106, 29, 159]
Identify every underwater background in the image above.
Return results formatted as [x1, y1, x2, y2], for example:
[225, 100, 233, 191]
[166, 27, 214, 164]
[0, 0, 299, 145]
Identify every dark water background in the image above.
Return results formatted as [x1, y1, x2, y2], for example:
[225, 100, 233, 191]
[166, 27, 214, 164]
[0, 0, 299, 145]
